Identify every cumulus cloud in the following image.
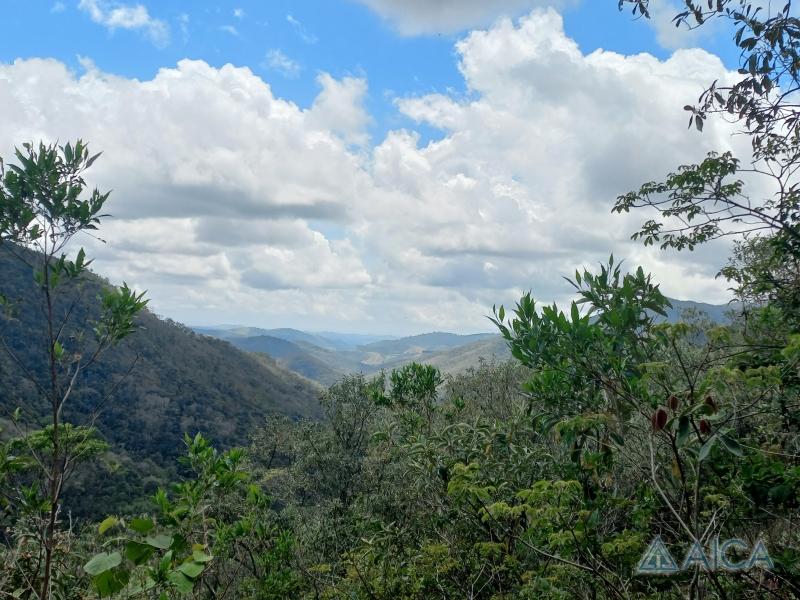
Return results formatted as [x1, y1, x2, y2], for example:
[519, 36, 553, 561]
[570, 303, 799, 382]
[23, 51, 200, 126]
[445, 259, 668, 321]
[641, 0, 791, 50]
[643, 0, 714, 50]
[376, 9, 747, 309]
[355, 0, 561, 35]
[0, 9, 749, 333]
[308, 74, 371, 145]
[78, 0, 169, 47]
[0, 58, 375, 317]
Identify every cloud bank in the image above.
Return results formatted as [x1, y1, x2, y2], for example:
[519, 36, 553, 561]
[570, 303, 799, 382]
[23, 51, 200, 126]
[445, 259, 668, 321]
[356, 0, 565, 34]
[0, 9, 745, 333]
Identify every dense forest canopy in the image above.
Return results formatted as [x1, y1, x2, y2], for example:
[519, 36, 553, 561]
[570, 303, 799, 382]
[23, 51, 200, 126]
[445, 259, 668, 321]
[0, 243, 322, 517]
[1, 1, 800, 599]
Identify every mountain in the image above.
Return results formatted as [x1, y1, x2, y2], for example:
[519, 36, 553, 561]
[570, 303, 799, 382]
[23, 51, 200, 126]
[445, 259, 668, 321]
[238, 328, 347, 351]
[194, 326, 395, 352]
[197, 327, 502, 385]
[197, 298, 738, 386]
[664, 298, 738, 323]
[418, 336, 511, 373]
[228, 335, 347, 386]
[314, 331, 398, 348]
[358, 332, 495, 356]
[0, 246, 321, 516]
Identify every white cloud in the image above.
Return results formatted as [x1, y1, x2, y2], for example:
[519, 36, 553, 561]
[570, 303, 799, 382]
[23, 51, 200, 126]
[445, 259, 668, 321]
[0, 57, 377, 325]
[233, 8, 245, 19]
[177, 13, 189, 42]
[264, 49, 302, 78]
[0, 10, 751, 333]
[51, 2, 66, 14]
[286, 14, 318, 44]
[308, 73, 371, 145]
[642, 0, 790, 50]
[355, 0, 564, 35]
[644, 0, 711, 49]
[220, 24, 239, 37]
[377, 9, 752, 311]
[78, 0, 169, 47]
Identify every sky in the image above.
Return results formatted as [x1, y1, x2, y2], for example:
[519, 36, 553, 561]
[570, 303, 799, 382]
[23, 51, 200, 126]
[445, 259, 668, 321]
[0, 0, 759, 334]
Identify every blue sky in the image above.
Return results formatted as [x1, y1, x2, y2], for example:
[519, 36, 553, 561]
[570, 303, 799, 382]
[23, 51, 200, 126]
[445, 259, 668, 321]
[0, 2, 749, 334]
[1, 1, 738, 143]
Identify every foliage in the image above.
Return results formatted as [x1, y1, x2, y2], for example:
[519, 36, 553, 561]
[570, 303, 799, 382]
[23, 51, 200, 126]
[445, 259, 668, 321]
[0, 245, 322, 519]
[79, 433, 301, 599]
[0, 141, 148, 598]
[3, 1, 800, 598]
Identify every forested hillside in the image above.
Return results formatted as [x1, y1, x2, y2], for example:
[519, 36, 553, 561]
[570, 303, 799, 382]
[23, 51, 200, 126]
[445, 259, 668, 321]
[216, 334, 345, 385]
[198, 305, 731, 385]
[0, 245, 320, 514]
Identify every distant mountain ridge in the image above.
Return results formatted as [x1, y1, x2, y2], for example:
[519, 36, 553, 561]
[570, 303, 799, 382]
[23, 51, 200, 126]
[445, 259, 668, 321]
[358, 332, 495, 355]
[226, 335, 346, 385]
[196, 298, 737, 385]
[663, 298, 738, 323]
[193, 326, 499, 386]
[194, 325, 395, 351]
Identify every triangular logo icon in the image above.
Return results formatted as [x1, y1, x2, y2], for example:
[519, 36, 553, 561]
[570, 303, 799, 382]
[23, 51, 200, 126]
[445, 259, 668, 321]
[637, 535, 680, 575]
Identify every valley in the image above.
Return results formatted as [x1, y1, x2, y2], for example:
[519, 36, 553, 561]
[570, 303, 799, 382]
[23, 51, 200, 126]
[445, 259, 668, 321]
[193, 296, 733, 386]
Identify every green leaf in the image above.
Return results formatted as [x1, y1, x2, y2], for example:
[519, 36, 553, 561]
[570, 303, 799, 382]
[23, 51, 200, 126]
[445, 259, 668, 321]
[126, 576, 157, 595]
[719, 433, 743, 457]
[192, 550, 213, 563]
[125, 541, 155, 565]
[84, 551, 122, 576]
[93, 569, 129, 598]
[676, 416, 690, 448]
[698, 435, 717, 462]
[86, 151, 103, 169]
[53, 341, 64, 359]
[177, 561, 205, 579]
[98, 516, 118, 535]
[158, 550, 174, 574]
[691, 402, 715, 416]
[168, 571, 195, 594]
[130, 517, 154, 534]
[145, 534, 173, 549]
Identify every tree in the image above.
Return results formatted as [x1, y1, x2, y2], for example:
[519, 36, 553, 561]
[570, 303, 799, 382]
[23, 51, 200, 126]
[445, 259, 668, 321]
[81, 433, 302, 599]
[0, 141, 147, 598]
[614, 1, 800, 287]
